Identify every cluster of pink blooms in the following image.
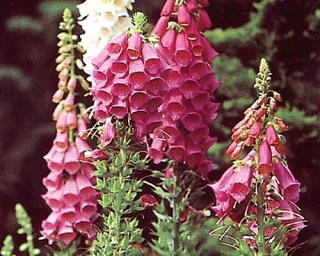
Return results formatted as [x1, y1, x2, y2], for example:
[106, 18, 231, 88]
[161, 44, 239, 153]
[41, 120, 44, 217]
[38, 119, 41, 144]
[91, 0, 219, 176]
[41, 67, 98, 245]
[210, 94, 305, 246]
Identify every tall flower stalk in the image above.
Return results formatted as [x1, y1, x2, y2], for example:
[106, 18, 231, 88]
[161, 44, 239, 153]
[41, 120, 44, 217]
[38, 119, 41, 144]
[145, 0, 219, 254]
[210, 59, 305, 255]
[41, 9, 97, 248]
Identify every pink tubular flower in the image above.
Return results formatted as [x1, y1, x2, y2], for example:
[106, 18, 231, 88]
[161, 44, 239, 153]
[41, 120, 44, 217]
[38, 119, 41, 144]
[266, 124, 279, 145]
[210, 163, 253, 218]
[258, 139, 273, 178]
[278, 200, 306, 245]
[273, 159, 300, 203]
[101, 118, 116, 147]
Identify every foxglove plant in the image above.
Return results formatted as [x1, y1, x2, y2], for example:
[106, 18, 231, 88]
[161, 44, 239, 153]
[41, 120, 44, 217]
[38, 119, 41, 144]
[77, 0, 134, 75]
[210, 59, 305, 255]
[41, 9, 98, 247]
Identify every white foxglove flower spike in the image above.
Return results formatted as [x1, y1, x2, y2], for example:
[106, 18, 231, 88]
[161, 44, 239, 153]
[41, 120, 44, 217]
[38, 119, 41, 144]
[77, 0, 134, 76]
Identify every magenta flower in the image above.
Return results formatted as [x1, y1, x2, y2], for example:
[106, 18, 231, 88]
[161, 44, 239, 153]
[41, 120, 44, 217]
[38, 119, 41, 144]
[273, 159, 300, 203]
[258, 139, 273, 178]
[211, 163, 253, 218]
[101, 118, 116, 147]
[266, 124, 280, 145]
[140, 194, 158, 208]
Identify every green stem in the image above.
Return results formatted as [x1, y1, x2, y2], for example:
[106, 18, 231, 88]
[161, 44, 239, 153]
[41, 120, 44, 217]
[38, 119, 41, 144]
[172, 170, 181, 256]
[67, 26, 75, 79]
[256, 181, 267, 256]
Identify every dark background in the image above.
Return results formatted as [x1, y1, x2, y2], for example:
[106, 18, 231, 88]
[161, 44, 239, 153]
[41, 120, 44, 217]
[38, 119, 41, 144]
[0, 0, 319, 255]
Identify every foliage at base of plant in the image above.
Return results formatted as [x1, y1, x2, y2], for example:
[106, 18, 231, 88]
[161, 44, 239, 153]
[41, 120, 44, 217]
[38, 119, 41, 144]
[91, 121, 147, 256]
[148, 168, 211, 256]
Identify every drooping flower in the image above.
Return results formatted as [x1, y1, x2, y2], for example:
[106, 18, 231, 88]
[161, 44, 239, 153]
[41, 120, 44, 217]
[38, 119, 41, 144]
[210, 152, 254, 218]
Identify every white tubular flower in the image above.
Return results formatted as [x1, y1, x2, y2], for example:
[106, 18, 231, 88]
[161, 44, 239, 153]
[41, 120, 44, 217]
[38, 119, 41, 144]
[77, 0, 134, 75]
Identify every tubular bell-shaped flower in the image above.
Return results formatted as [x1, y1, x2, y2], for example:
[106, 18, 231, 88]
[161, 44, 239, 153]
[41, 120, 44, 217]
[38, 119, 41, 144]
[41, 9, 97, 246]
[210, 59, 305, 254]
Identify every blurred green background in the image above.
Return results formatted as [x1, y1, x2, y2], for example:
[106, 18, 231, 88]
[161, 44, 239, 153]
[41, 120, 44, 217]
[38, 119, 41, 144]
[0, 0, 319, 255]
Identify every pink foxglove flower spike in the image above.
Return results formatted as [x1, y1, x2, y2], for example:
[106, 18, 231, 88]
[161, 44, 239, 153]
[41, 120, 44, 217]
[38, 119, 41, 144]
[41, 9, 97, 246]
[210, 59, 305, 254]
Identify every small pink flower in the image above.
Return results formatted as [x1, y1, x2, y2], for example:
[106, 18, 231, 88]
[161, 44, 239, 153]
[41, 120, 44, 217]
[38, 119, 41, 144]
[64, 93, 75, 111]
[52, 89, 64, 103]
[64, 144, 81, 175]
[266, 124, 279, 145]
[161, 29, 177, 51]
[258, 139, 273, 178]
[76, 173, 96, 200]
[175, 33, 192, 66]
[47, 150, 65, 173]
[43, 172, 62, 190]
[66, 109, 77, 129]
[178, 5, 191, 27]
[56, 111, 67, 132]
[53, 131, 68, 151]
[128, 59, 148, 90]
[211, 164, 253, 217]
[140, 194, 158, 208]
[160, 0, 175, 16]
[60, 207, 77, 222]
[198, 9, 212, 30]
[249, 121, 262, 138]
[152, 16, 169, 37]
[110, 50, 128, 76]
[142, 44, 162, 75]
[63, 178, 79, 206]
[111, 77, 131, 100]
[67, 78, 77, 91]
[148, 136, 166, 164]
[273, 160, 300, 203]
[57, 224, 77, 245]
[127, 33, 142, 60]
[101, 118, 115, 146]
